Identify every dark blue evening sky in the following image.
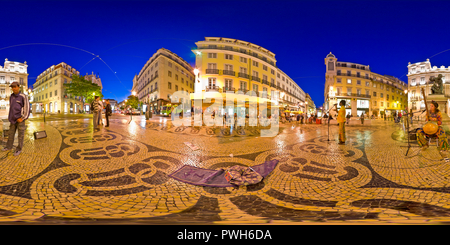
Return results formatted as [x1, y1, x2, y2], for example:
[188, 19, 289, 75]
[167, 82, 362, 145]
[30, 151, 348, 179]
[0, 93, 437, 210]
[1, 0, 450, 105]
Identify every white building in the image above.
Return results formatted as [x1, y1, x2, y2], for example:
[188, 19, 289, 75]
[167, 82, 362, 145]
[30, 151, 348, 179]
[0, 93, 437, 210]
[407, 59, 450, 114]
[0, 58, 29, 116]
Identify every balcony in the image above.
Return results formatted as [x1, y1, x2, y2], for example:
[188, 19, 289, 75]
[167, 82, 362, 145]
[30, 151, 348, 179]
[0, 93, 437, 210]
[335, 92, 371, 99]
[223, 87, 235, 92]
[238, 73, 249, 79]
[262, 80, 269, 85]
[251, 76, 260, 82]
[223, 70, 235, 76]
[237, 88, 249, 94]
[206, 69, 219, 74]
[270, 83, 276, 88]
[206, 86, 220, 92]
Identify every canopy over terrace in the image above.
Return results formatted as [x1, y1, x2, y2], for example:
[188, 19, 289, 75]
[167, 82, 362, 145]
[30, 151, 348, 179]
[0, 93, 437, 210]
[189, 91, 281, 111]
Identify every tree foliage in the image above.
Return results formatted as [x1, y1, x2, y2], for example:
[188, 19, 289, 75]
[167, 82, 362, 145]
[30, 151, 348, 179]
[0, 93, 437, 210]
[125, 95, 139, 109]
[63, 74, 103, 103]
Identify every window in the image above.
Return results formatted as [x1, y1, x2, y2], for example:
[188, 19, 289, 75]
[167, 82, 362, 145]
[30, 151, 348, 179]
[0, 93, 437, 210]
[373, 91, 377, 96]
[240, 57, 247, 63]
[208, 53, 217, 58]
[175, 85, 178, 91]
[240, 67, 247, 74]
[387, 102, 390, 107]
[181, 78, 184, 84]
[271, 69, 275, 75]
[252, 61, 258, 67]
[225, 54, 233, 60]
[337, 78, 342, 83]
[374, 101, 377, 106]
[253, 84, 258, 92]
[347, 71, 351, 76]
[240, 81, 247, 90]
[168, 71, 172, 77]
[263, 65, 267, 71]
[381, 93, 384, 98]
[168, 82, 172, 89]
[381, 102, 384, 107]
[225, 79, 232, 89]
[252, 71, 258, 77]
[347, 79, 352, 84]
[55, 90, 57, 96]
[357, 89, 361, 95]
[366, 90, 370, 96]
[208, 78, 216, 87]
[54, 79, 57, 85]
[175, 75, 178, 80]
[366, 81, 370, 86]
[224, 64, 233, 71]
[347, 87, 352, 96]
[50, 92, 52, 97]
[357, 80, 361, 85]
[420, 77, 425, 85]
[373, 83, 377, 88]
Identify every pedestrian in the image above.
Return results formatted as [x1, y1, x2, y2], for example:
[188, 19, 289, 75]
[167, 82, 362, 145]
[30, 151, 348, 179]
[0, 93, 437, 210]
[300, 113, 304, 124]
[337, 100, 346, 144]
[360, 112, 364, 125]
[98, 99, 104, 126]
[2, 82, 29, 156]
[105, 100, 112, 127]
[384, 112, 387, 121]
[346, 113, 351, 125]
[92, 96, 100, 130]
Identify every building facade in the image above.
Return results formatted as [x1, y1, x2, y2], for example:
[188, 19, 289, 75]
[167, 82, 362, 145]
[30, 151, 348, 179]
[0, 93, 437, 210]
[0, 58, 29, 115]
[192, 37, 306, 115]
[306, 93, 316, 115]
[32, 62, 102, 114]
[407, 59, 450, 115]
[133, 48, 195, 113]
[324, 52, 407, 118]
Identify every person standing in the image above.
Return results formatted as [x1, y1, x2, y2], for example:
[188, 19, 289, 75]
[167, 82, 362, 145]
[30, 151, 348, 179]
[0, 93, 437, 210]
[360, 112, 364, 125]
[2, 82, 29, 156]
[92, 96, 100, 130]
[98, 99, 104, 126]
[337, 100, 346, 144]
[296, 113, 300, 125]
[346, 113, 351, 125]
[105, 100, 112, 127]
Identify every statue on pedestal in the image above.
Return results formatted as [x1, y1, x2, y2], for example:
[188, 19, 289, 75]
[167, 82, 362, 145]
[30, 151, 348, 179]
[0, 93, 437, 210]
[430, 74, 444, 95]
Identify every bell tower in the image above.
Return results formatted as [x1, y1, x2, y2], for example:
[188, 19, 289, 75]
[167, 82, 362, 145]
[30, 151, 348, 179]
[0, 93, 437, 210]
[324, 52, 337, 111]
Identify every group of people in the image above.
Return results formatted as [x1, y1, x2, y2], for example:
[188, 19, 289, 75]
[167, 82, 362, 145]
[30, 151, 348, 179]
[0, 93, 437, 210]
[91, 96, 112, 130]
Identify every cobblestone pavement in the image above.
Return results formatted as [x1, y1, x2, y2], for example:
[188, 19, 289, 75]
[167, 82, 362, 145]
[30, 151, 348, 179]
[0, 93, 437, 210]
[0, 113, 450, 224]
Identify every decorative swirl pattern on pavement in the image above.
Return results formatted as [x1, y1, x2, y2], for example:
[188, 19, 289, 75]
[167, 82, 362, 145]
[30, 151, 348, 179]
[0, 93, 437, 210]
[0, 118, 449, 223]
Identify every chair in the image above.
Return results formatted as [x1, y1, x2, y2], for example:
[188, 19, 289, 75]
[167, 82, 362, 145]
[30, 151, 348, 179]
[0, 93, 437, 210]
[426, 134, 439, 147]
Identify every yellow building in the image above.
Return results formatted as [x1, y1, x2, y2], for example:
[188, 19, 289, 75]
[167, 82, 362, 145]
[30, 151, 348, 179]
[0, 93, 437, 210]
[192, 37, 306, 115]
[133, 48, 195, 113]
[33, 62, 100, 114]
[324, 52, 407, 118]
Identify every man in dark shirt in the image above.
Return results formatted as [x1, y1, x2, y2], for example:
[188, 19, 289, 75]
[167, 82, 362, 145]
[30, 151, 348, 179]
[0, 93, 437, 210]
[2, 82, 29, 156]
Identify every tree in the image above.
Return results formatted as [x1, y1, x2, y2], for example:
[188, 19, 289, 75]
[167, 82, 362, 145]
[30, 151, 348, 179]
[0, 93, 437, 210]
[126, 95, 139, 109]
[63, 74, 103, 103]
